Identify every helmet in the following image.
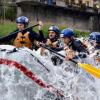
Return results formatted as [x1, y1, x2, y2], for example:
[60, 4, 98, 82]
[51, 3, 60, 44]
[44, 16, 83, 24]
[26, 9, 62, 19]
[60, 28, 74, 38]
[48, 25, 60, 34]
[89, 32, 100, 43]
[16, 16, 29, 25]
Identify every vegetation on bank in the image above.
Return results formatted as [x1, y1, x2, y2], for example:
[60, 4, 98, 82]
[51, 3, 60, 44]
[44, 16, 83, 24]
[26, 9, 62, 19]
[41, 25, 90, 37]
[0, 21, 89, 38]
[0, 21, 16, 36]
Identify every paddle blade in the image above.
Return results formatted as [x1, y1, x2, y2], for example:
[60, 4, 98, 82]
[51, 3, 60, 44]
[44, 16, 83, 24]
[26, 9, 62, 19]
[78, 63, 100, 79]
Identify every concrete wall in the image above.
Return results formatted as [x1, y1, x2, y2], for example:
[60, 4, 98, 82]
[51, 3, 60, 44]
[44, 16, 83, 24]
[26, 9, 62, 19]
[16, 1, 100, 32]
[17, 4, 90, 31]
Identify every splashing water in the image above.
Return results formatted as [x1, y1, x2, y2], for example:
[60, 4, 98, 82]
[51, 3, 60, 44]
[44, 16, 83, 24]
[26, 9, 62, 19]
[0, 45, 99, 100]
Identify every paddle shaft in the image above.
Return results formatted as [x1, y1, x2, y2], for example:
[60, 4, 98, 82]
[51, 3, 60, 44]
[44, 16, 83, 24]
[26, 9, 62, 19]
[0, 24, 39, 39]
[0, 58, 64, 97]
[41, 45, 100, 79]
[41, 45, 77, 64]
[22, 47, 50, 72]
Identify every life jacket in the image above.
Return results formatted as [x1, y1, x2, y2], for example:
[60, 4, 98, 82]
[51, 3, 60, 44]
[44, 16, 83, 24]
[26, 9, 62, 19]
[13, 32, 32, 49]
[46, 38, 60, 48]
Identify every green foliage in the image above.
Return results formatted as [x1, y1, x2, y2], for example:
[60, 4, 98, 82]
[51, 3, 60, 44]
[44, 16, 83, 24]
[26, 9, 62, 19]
[0, 22, 16, 36]
[0, 2, 16, 21]
[0, 22, 89, 38]
[59, 26, 89, 38]
[5, 6, 16, 21]
[74, 29, 89, 38]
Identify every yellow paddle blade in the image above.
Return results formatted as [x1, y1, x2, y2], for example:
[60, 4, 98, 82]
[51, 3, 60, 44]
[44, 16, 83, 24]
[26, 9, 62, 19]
[78, 63, 100, 79]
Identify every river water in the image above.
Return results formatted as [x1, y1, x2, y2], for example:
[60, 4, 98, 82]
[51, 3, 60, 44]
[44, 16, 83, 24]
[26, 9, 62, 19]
[0, 45, 99, 100]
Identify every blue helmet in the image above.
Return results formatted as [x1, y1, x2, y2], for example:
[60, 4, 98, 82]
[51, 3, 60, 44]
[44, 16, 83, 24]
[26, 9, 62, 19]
[48, 25, 60, 34]
[89, 32, 100, 43]
[16, 16, 29, 25]
[60, 28, 74, 38]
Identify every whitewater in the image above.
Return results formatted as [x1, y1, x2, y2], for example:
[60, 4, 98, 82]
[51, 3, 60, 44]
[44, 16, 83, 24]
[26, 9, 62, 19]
[0, 45, 99, 100]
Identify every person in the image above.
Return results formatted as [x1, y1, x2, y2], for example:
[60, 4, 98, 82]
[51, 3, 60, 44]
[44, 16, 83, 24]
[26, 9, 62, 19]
[88, 32, 100, 50]
[0, 16, 44, 49]
[39, 25, 63, 65]
[39, 25, 63, 54]
[46, 25, 63, 50]
[88, 32, 100, 63]
[60, 28, 89, 61]
[40, 25, 63, 53]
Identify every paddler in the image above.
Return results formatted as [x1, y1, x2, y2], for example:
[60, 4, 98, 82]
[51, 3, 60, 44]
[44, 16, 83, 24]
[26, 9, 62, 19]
[40, 25, 63, 53]
[88, 32, 100, 63]
[39, 25, 63, 65]
[60, 28, 89, 61]
[0, 16, 44, 49]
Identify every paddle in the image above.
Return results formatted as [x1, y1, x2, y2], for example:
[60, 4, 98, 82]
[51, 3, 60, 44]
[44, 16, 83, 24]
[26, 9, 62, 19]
[0, 24, 39, 40]
[0, 45, 50, 72]
[40, 45, 100, 79]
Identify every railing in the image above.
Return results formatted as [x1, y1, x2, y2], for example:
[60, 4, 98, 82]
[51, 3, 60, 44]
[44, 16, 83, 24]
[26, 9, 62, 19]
[16, 0, 56, 5]
[15, 0, 99, 13]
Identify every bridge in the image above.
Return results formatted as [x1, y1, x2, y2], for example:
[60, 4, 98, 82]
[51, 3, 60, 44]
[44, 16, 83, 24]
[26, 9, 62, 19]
[15, 0, 100, 32]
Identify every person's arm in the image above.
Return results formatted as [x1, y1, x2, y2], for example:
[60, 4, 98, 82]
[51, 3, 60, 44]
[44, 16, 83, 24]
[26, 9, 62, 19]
[29, 30, 45, 42]
[37, 21, 45, 42]
[38, 30, 45, 42]
[29, 20, 45, 42]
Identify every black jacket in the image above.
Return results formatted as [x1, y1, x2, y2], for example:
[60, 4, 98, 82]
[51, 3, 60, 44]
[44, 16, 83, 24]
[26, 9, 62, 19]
[69, 39, 88, 53]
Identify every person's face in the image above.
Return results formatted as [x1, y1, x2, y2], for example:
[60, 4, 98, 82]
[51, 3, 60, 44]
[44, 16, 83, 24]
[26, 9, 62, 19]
[17, 23, 25, 31]
[49, 31, 56, 39]
[61, 37, 71, 45]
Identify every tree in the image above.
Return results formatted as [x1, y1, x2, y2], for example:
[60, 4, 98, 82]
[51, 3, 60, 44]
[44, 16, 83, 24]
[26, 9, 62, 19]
[0, 0, 16, 21]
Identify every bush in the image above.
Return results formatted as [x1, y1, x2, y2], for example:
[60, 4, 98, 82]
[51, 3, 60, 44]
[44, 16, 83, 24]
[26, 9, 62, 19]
[74, 29, 89, 37]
